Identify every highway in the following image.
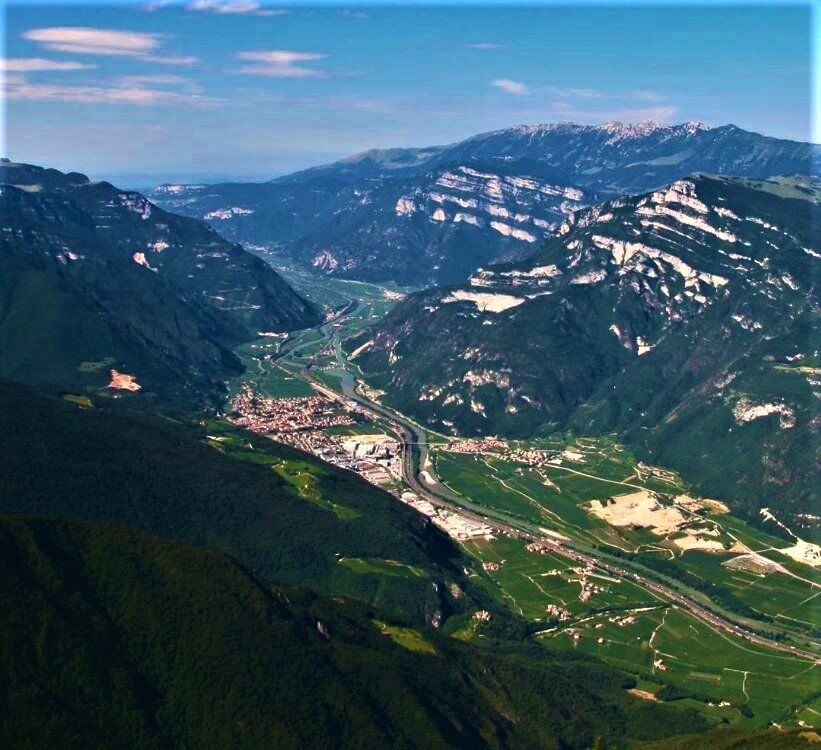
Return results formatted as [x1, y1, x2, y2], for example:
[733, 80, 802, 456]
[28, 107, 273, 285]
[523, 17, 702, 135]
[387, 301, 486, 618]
[391, 416, 820, 662]
[277, 299, 821, 664]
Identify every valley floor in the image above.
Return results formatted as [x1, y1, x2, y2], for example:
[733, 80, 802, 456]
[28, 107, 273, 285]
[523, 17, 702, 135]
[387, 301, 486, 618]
[225, 264, 820, 734]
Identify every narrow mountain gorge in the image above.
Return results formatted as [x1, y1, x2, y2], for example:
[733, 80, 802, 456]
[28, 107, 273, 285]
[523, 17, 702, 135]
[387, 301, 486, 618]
[0, 161, 318, 404]
[151, 122, 818, 286]
[352, 175, 819, 526]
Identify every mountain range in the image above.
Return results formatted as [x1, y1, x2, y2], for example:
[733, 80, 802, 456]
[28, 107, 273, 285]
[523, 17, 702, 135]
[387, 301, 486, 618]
[151, 122, 819, 286]
[0, 161, 318, 404]
[3, 127, 819, 748]
[350, 174, 819, 527]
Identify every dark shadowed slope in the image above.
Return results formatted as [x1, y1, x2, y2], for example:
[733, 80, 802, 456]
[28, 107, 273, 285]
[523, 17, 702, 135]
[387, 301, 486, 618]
[0, 161, 318, 404]
[0, 515, 712, 750]
[0, 379, 479, 627]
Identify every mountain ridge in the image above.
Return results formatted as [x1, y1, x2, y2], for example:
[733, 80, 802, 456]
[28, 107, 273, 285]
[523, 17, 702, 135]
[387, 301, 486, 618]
[151, 122, 818, 285]
[0, 161, 319, 404]
[350, 173, 819, 526]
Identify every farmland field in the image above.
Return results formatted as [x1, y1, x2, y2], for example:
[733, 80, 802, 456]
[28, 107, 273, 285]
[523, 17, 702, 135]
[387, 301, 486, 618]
[436, 436, 820, 729]
[434, 440, 820, 631]
[339, 557, 428, 578]
[460, 533, 819, 729]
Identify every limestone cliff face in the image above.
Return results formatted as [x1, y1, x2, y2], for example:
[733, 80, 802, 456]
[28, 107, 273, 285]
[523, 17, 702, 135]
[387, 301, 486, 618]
[151, 122, 818, 286]
[354, 175, 819, 522]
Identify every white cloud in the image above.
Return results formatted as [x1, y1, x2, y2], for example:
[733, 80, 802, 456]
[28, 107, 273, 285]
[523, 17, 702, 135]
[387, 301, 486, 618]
[543, 85, 606, 99]
[552, 100, 679, 124]
[0, 58, 96, 72]
[4, 73, 217, 107]
[632, 89, 665, 102]
[6, 80, 173, 104]
[143, 55, 200, 66]
[21, 26, 198, 65]
[117, 74, 188, 86]
[186, 1, 287, 16]
[235, 50, 326, 77]
[140, 0, 174, 11]
[609, 105, 679, 122]
[492, 78, 528, 95]
[467, 43, 506, 50]
[23, 27, 161, 57]
[541, 84, 668, 103]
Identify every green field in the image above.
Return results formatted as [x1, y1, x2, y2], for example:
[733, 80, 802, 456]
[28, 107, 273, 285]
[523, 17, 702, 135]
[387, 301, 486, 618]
[433, 436, 820, 729]
[268, 257, 414, 312]
[373, 620, 437, 654]
[203, 420, 361, 520]
[673, 549, 821, 630]
[434, 441, 821, 634]
[228, 333, 315, 398]
[462, 535, 663, 621]
[459, 533, 818, 729]
[339, 557, 428, 578]
[547, 605, 820, 728]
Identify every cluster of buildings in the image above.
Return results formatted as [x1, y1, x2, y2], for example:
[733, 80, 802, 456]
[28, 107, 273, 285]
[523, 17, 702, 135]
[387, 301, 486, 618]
[399, 491, 496, 540]
[546, 604, 572, 621]
[229, 385, 405, 487]
[230, 385, 356, 436]
[568, 565, 611, 604]
[522, 542, 608, 607]
[512, 447, 566, 467]
[337, 434, 403, 485]
[442, 438, 564, 469]
[442, 437, 509, 454]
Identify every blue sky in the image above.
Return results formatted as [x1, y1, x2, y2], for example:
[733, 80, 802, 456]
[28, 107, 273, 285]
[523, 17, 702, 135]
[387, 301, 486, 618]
[2, 1, 814, 185]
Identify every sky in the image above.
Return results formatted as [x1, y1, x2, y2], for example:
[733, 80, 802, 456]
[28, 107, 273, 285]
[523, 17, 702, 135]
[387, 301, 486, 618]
[1, 1, 815, 185]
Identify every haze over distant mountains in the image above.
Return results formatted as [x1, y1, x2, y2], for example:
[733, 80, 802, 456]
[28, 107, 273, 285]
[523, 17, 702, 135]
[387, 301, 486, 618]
[0, 161, 318, 404]
[152, 121, 818, 286]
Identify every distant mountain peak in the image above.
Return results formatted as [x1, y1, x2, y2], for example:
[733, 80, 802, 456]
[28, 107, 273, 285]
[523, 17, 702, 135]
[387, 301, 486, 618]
[0, 160, 91, 190]
[501, 121, 584, 136]
[598, 119, 710, 138]
[151, 122, 816, 286]
[495, 120, 712, 140]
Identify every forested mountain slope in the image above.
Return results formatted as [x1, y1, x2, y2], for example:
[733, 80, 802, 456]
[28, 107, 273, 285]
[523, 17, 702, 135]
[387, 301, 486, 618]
[0, 380, 478, 627]
[352, 175, 819, 525]
[0, 514, 712, 750]
[0, 161, 318, 405]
